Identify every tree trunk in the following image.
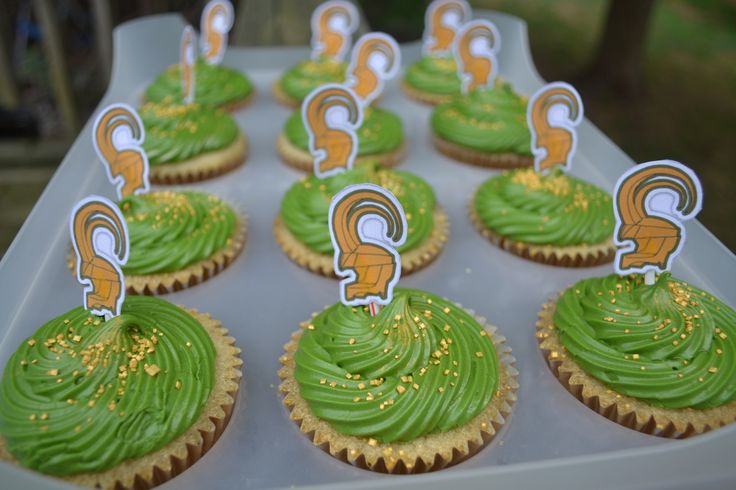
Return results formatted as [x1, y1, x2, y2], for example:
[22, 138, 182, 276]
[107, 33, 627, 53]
[578, 0, 656, 98]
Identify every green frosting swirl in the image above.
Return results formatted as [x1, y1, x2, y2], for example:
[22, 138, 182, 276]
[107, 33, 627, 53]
[554, 273, 736, 409]
[431, 82, 532, 155]
[0, 296, 215, 476]
[144, 58, 253, 108]
[404, 55, 461, 96]
[120, 191, 237, 275]
[284, 106, 404, 156]
[280, 164, 435, 255]
[474, 168, 614, 246]
[140, 102, 239, 165]
[279, 58, 347, 102]
[294, 288, 499, 443]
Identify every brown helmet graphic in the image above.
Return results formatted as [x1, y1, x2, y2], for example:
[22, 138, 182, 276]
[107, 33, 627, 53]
[70, 196, 129, 318]
[302, 84, 363, 178]
[200, 0, 233, 65]
[180, 26, 196, 103]
[93, 104, 149, 200]
[454, 20, 500, 93]
[423, 0, 470, 54]
[329, 184, 407, 305]
[311, 1, 359, 61]
[347, 33, 400, 105]
[528, 82, 583, 174]
[614, 161, 702, 274]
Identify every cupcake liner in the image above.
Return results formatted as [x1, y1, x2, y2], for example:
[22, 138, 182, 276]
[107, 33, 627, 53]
[433, 134, 533, 169]
[400, 79, 454, 106]
[271, 79, 301, 108]
[149, 133, 248, 185]
[537, 297, 736, 438]
[67, 210, 247, 296]
[0, 307, 243, 489]
[278, 304, 517, 473]
[276, 133, 405, 172]
[468, 202, 615, 268]
[273, 207, 449, 278]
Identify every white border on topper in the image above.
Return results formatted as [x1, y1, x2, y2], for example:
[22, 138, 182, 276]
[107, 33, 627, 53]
[310, 0, 360, 62]
[303, 83, 364, 179]
[92, 103, 149, 201]
[200, 0, 234, 65]
[69, 195, 130, 319]
[328, 183, 408, 307]
[612, 159, 703, 278]
[528, 81, 584, 174]
[422, 0, 472, 55]
[453, 19, 501, 94]
[181, 25, 197, 104]
[346, 32, 401, 106]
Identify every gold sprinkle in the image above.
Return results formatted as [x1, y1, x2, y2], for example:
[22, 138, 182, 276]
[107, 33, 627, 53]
[144, 364, 161, 377]
[27, 339, 36, 347]
[72, 335, 81, 343]
[438, 387, 445, 393]
[412, 383, 420, 391]
[319, 379, 326, 385]
[107, 401, 116, 411]
[40, 413, 48, 420]
[632, 354, 640, 360]
[87, 400, 96, 408]
[358, 383, 366, 390]
[396, 385, 406, 394]
[475, 352, 484, 358]
[20, 360, 28, 367]
[708, 367, 718, 373]
[29, 414, 37, 421]
[550, 351, 559, 359]
[368, 438, 378, 447]
[47, 369, 59, 376]
[175, 380, 182, 390]
[698, 377, 705, 382]
[74, 425, 81, 433]
[185, 341, 192, 348]
[348, 338, 356, 345]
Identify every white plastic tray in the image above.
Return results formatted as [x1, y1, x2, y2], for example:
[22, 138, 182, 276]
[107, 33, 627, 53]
[0, 11, 734, 490]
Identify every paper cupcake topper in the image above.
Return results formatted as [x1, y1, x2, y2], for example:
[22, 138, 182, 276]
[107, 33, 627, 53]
[453, 19, 500, 94]
[303, 84, 363, 179]
[346, 32, 401, 106]
[422, 0, 471, 55]
[92, 103, 149, 200]
[181, 26, 197, 104]
[200, 0, 234, 65]
[613, 160, 702, 284]
[69, 195, 129, 319]
[311, 0, 359, 62]
[329, 183, 407, 309]
[528, 82, 584, 174]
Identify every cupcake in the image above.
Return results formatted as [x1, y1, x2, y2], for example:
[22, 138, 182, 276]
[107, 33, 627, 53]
[402, 55, 461, 105]
[0, 295, 242, 488]
[274, 164, 447, 276]
[470, 167, 616, 267]
[68, 191, 246, 295]
[279, 288, 517, 472]
[144, 58, 254, 111]
[140, 101, 247, 184]
[431, 81, 534, 168]
[537, 273, 736, 437]
[277, 105, 405, 171]
[273, 58, 348, 108]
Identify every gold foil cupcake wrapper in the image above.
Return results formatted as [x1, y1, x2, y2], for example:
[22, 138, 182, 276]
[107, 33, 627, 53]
[278, 304, 518, 473]
[149, 132, 248, 185]
[0, 307, 243, 490]
[537, 297, 736, 438]
[433, 134, 533, 169]
[469, 200, 615, 267]
[400, 78, 455, 106]
[273, 207, 449, 278]
[68, 212, 247, 295]
[276, 132, 405, 172]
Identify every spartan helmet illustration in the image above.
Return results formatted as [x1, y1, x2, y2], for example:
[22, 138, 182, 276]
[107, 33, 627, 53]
[330, 186, 407, 304]
[529, 83, 583, 174]
[180, 26, 197, 103]
[423, 0, 470, 54]
[70, 198, 129, 318]
[454, 20, 500, 93]
[201, 0, 233, 65]
[303, 84, 362, 177]
[614, 162, 702, 273]
[347, 33, 400, 105]
[311, 0, 359, 61]
[93, 104, 149, 200]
